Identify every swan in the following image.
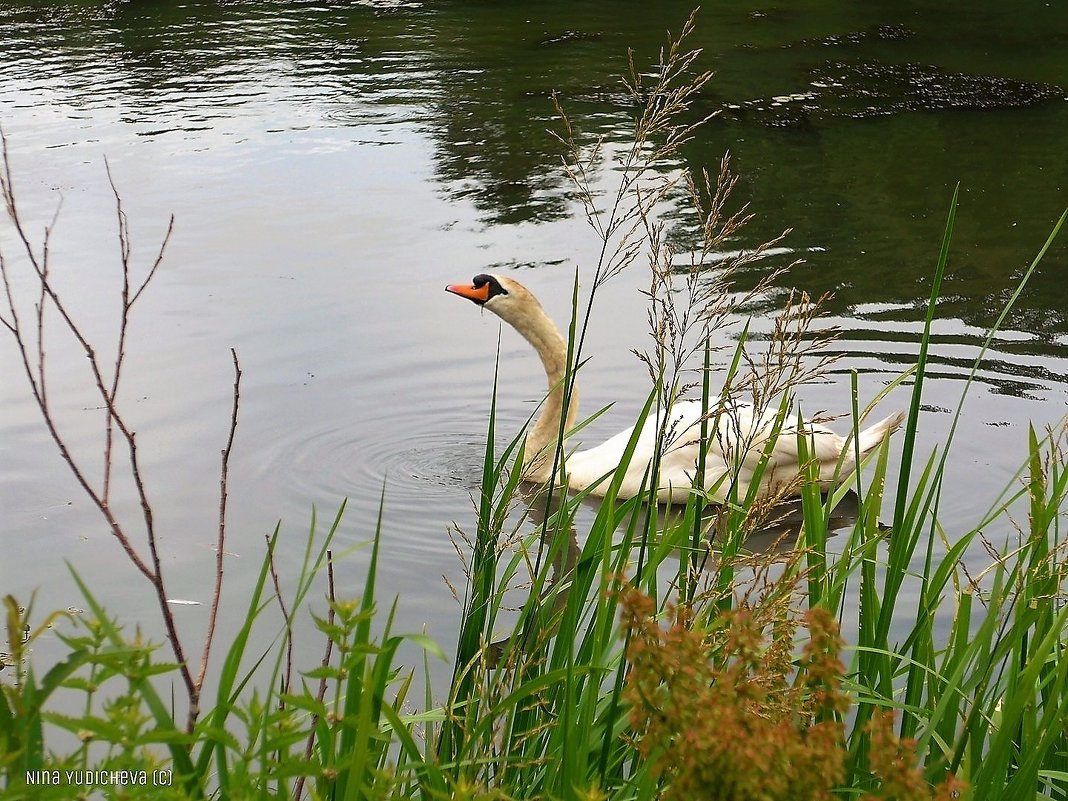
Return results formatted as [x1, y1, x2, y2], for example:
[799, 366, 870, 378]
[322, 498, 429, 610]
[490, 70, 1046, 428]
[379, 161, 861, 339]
[446, 273, 903, 503]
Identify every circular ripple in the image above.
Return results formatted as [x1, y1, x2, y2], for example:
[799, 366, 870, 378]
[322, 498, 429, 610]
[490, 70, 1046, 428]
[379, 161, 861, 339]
[247, 408, 494, 559]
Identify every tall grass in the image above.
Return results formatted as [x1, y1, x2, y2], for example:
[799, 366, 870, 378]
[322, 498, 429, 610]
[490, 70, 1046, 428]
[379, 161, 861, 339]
[3, 12, 1068, 801]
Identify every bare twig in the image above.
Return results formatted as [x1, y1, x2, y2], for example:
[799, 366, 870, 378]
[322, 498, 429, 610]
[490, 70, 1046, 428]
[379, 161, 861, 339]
[1, 131, 158, 583]
[102, 160, 175, 505]
[193, 348, 242, 722]
[265, 533, 294, 701]
[0, 133, 239, 732]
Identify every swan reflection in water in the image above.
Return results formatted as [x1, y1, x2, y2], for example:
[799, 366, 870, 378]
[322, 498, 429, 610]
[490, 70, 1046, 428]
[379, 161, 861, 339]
[484, 482, 867, 667]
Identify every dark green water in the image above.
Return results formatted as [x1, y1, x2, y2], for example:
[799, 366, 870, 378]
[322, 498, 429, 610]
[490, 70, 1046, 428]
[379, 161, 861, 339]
[1, 1, 1066, 660]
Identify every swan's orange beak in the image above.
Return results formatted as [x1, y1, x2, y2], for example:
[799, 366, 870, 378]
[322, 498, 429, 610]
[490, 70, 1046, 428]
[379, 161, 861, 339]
[445, 282, 491, 305]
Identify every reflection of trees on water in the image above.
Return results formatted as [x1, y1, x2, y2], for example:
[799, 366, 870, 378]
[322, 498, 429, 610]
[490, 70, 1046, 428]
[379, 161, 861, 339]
[3, 0, 1067, 338]
[11, 0, 631, 223]
[418, 11, 633, 225]
[7, 1, 429, 127]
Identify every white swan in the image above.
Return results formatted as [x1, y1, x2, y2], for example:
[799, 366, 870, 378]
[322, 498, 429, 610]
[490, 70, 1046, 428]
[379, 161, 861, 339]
[446, 273, 903, 503]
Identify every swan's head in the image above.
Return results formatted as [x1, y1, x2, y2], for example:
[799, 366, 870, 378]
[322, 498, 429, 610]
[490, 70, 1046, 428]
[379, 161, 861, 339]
[445, 273, 541, 326]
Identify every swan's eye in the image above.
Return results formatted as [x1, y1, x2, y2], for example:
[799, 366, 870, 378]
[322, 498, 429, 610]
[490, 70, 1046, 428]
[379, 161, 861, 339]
[471, 274, 508, 301]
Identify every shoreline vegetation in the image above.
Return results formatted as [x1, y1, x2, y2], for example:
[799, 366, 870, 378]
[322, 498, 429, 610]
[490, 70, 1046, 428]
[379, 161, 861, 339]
[3, 13, 1067, 800]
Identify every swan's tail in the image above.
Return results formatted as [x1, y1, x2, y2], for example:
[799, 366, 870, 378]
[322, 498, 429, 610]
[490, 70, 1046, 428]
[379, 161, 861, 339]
[857, 411, 906, 456]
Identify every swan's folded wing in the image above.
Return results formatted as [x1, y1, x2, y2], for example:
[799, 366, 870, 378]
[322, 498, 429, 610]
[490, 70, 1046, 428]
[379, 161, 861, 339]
[565, 401, 705, 499]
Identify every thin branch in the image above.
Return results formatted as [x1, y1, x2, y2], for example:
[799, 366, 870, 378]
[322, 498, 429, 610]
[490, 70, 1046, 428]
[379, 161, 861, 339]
[195, 349, 243, 710]
[0, 185, 155, 581]
[265, 533, 294, 701]
[0, 135, 220, 730]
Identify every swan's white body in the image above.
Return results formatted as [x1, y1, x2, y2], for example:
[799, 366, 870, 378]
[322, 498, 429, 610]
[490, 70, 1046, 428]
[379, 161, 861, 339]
[447, 274, 903, 503]
[561, 397, 901, 503]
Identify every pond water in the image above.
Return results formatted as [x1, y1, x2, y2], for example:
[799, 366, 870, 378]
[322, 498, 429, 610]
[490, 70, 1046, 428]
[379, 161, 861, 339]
[2, 0, 1066, 680]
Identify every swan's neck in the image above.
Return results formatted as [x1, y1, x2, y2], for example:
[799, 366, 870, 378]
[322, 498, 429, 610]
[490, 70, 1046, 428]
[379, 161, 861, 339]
[509, 305, 578, 483]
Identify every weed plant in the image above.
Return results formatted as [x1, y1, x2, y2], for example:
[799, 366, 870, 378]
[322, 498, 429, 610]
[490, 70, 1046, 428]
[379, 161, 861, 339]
[2, 11, 1067, 801]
